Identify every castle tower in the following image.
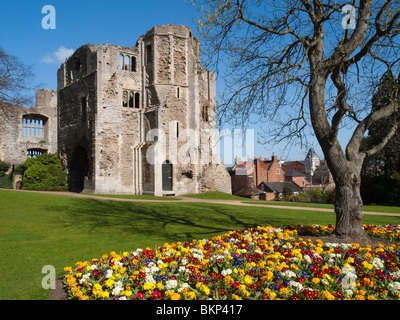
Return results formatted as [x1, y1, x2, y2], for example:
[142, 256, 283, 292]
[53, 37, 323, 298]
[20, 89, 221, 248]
[57, 25, 231, 195]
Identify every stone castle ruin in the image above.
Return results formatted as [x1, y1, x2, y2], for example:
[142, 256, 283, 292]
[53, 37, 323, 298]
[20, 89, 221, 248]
[0, 25, 231, 196]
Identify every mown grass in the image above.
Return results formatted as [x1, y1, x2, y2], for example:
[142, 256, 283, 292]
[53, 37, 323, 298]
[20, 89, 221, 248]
[1, 189, 399, 300]
[243, 200, 400, 214]
[183, 190, 248, 200]
[82, 193, 182, 200]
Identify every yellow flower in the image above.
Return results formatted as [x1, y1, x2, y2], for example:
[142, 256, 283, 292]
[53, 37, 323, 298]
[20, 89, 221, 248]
[312, 278, 320, 284]
[105, 279, 115, 288]
[124, 290, 132, 297]
[322, 290, 335, 300]
[186, 291, 196, 299]
[156, 282, 164, 290]
[64, 266, 72, 273]
[202, 285, 210, 296]
[92, 284, 104, 297]
[224, 276, 234, 285]
[170, 293, 181, 300]
[143, 282, 156, 291]
[75, 290, 83, 298]
[264, 271, 274, 281]
[269, 292, 276, 300]
[101, 291, 109, 299]
[232, 294, 242, 300]
[280, 287, 290, 294]
[244, 275, 253, 285]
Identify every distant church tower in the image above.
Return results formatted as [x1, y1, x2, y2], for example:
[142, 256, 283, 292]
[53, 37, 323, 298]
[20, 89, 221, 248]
[57, 25, 231, 195]
[304, 148, 320, 177]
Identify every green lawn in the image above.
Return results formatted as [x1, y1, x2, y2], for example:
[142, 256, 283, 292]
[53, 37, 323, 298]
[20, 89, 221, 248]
[243, 200, 400, 214]
[82, 193, 182, 200]
[1, 190, 399, 300]
[183, 190, 248, 200]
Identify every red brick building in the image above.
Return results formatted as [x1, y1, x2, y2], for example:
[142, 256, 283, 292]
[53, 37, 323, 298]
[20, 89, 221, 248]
[229, 154, 284, 198]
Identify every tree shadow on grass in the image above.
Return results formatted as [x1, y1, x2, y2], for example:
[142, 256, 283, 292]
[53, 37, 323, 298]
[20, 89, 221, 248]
[44, 198, 265, 243]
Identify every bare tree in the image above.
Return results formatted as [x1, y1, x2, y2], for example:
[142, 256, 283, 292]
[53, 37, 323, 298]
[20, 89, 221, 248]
[193, 0, 400, 240]
[0, 47, 37, 113]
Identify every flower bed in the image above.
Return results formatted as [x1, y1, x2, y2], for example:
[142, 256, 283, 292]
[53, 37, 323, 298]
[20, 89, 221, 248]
[63, 224, 400, 300]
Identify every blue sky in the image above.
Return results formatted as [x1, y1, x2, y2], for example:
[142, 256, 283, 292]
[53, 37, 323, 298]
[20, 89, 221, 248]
[0, 0, 344, 163]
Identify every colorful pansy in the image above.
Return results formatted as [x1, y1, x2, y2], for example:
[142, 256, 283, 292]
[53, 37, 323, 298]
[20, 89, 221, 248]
[63, 224, 400, 300]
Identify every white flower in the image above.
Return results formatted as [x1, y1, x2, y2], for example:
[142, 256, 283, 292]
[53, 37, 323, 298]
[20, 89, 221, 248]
[105, 269, 113, 279]
[282, 270, 297, 279]
[166, 280, 178, 290]
[178, 283, 190, 293]
[79, 273, 91, 284]
[392, 271, 400, 279]
[341, 265, 356, 275]
[343, 289, 353, 298]
[221, 269, 232, 277]
[145, 274, 155, 283]
[289, 281, 303, 291]
[372, 258, 384, 270]
[304, 255, 312, 264]
[112, 281, 123, 296]
[388, 282, 400, 294]
[181, 258, 188, 265]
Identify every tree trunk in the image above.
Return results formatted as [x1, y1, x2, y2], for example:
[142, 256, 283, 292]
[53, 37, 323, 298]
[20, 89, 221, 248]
[334, 170, 366, 241]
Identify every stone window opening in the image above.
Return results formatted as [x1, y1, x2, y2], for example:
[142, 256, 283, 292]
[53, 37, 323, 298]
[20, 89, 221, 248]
[177, 87, 180, 99]
[23, 116, 46, 137]
[72, 58, 82, 81]
[131, 57, 136, 72]
[202, 104, 209, 122]
[146, 45, 152, 64]
[129, 92, 134, 108]
[119, 53, 137, 72]
[135, 92, 140, 108]
[81, 96, 87, 122]
[124, 55, 130, 70]
[123, 91, 128, 107]
[27, 148, 46, 158]
[122, 90, 141, 109]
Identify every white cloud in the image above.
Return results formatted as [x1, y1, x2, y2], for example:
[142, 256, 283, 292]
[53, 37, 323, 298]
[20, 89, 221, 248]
[41, 46, 74, 64]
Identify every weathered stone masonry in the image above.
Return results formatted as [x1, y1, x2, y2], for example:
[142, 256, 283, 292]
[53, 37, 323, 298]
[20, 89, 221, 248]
[57, 25, 232, 195]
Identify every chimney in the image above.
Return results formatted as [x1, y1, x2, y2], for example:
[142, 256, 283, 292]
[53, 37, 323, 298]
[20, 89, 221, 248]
[272, 152, 277, 162]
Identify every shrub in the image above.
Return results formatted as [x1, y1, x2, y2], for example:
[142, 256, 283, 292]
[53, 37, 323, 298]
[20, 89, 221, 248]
[0, 160, 11, 173]
[361, 175, 400, 206]
[21, 154, 68, 191]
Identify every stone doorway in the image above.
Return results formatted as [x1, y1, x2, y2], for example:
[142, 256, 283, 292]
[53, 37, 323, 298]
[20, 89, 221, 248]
[69, 146, 89, 193]
[162, 160, 172, 191]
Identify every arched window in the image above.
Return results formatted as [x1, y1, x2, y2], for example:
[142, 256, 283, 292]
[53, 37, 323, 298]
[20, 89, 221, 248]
[124, 55, 130, 70]
[131, 57, 136, 72]
[135, 92, 140, 108]
[119, 54, 124, 70]
[27, 149, 46, 158]
[129, 92, 134, 108]
[122, 91, 128, 107]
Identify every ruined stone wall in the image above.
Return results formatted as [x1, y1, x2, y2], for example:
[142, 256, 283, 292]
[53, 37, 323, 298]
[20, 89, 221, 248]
[57, 24, 232, 195]
[57, 46, 97, 192]
[0, 89, 57, 166]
